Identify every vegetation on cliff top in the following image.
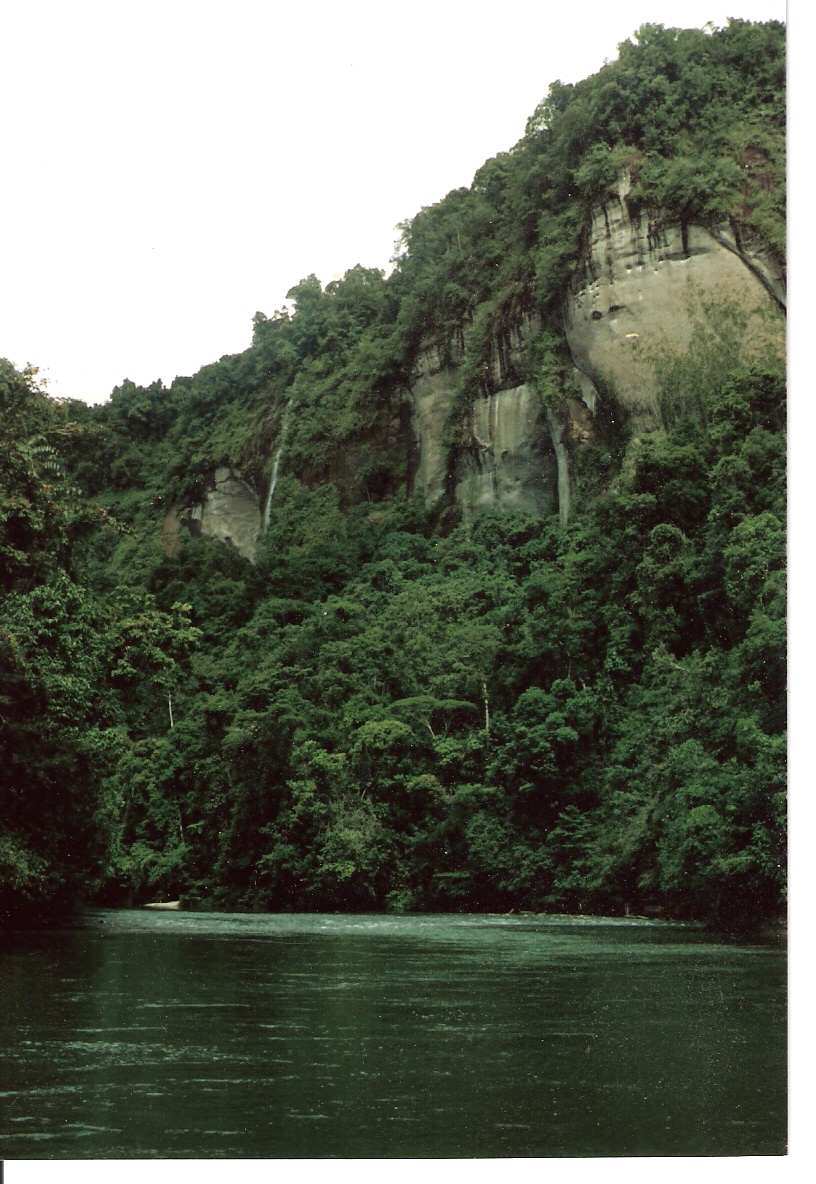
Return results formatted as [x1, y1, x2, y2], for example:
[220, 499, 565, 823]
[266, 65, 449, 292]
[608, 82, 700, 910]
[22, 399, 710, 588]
[0, 19, 785, 928]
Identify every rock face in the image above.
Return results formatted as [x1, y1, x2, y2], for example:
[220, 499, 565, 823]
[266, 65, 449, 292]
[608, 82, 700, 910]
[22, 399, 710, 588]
[409, 312, 566, 520]
[408, 170, 784, 522]
[565, 172, 785, 429]
[162, 467, 261, 562]
[410, 362, 457, 508]
[161, 176, 784, 558]
[410, 364, 561, 520]
[455, 386, 558, 521]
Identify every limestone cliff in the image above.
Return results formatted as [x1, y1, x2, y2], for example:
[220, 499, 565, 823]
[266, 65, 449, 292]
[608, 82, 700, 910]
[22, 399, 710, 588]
[162, 178, 784, 558]
[409, 360, 455, 508]
[564, 172, 785, 429]
[409, 311, 569, 521]
[454, 385, 558, 521]
[407, 171, 784, 528]
[162, 467, 261, 562]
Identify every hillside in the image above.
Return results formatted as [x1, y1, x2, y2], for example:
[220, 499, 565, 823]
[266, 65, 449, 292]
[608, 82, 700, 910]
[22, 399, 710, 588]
[0, 18, 785, 927]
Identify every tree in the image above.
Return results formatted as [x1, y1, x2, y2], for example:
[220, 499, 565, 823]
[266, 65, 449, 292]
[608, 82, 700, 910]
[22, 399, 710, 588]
[0, 363, 121, 919]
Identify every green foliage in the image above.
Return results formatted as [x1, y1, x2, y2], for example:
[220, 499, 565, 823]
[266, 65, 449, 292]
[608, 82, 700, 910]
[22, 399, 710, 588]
[0, 364, 126, 919]
[644, 294, 783, 426]
[1, 20, 786, 928]
[99, 354, 783, 923]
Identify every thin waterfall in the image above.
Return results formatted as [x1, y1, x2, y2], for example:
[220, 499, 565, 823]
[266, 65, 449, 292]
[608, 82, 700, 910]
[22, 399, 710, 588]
[263, 398, 294, 528]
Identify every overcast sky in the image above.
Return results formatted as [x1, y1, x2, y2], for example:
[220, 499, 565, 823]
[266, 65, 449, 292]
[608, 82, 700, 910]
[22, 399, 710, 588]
[1, 0, 789, 404]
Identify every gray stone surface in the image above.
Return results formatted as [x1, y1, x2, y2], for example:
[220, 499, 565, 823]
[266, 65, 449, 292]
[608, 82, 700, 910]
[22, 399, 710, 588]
[455, 385, 557, 521]
[162, 467, 261, 562]
[411, 364, 457, 506]
[564, 172, 784, 429]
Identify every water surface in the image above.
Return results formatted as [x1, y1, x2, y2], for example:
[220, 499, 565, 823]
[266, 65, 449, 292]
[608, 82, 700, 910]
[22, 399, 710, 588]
[0, 911, 786, 1158]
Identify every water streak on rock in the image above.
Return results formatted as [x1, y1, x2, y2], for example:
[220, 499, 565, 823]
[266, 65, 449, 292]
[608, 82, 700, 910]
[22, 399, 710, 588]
[264, 398, 295, 528]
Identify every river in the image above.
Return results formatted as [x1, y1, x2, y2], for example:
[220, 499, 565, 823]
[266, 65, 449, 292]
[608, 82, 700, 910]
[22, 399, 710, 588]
[0, 910, 785, 1159]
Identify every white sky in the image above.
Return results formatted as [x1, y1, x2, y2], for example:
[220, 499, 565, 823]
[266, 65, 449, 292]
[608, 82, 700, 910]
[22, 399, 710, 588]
[0, 0, 789, 404]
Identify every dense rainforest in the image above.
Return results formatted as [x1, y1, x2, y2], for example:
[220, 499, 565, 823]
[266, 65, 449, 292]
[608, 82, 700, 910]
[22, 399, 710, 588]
[0, 19, 785, 929]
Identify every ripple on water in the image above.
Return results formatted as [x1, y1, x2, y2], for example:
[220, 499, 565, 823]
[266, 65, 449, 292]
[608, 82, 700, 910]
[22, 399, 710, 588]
[1, 909, 786, 1159]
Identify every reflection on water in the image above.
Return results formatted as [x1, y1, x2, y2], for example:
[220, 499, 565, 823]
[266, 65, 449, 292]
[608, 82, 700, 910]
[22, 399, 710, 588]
[0, 911, 785, 1158]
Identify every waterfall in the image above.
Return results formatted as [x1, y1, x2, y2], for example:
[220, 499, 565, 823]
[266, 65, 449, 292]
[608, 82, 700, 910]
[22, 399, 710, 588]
[263, 398, 294, 529]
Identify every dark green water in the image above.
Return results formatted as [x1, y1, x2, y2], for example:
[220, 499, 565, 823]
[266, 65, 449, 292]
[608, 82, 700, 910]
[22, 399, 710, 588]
[0, 910, 785, 1158]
